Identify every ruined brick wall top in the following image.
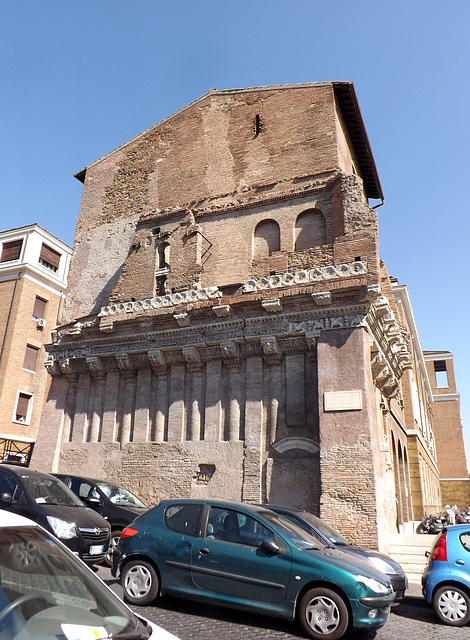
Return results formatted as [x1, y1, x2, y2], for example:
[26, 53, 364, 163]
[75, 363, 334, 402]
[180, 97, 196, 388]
[65, 85, 371, 320]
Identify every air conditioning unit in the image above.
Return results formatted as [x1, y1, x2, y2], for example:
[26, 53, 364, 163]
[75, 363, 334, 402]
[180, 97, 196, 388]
[36, 318, 46, 328]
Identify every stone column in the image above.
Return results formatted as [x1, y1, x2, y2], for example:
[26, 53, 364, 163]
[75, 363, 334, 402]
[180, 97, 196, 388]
[168, 364, 186, 441]
[225, 360, 241, 441]
[88, 372, 106, 442]
[188, 363, 204, 441]
[153, 368, 168, 443]
[71, 373, 91, 443]
[265, 356, 281, 446]
[62, 374, 78, 443]
[204, 360, 222, 441]
[133, 369, 152, 442]
[101, 371, 120, 442]
[120, 370, 136, 443]
[242, 355, 264, 503]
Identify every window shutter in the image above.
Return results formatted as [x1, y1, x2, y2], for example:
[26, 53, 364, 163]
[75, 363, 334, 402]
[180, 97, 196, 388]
[1, 239, 23, 262]
[33, 297, 47, 319]
[16, 393, 30, 418]
[23, 345, 39, 371]
[39, 244, 61, 269]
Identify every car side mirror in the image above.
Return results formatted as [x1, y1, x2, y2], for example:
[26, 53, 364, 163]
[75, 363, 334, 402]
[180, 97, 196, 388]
[259, 539, 280, 555]
[83, 496, 102, 508]
[0, 492, 15, 505]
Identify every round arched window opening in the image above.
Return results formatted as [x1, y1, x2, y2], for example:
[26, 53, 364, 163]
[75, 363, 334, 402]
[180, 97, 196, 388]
[253, 219, 280, 259]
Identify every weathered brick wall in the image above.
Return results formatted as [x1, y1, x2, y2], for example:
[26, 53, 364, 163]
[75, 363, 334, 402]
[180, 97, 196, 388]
[64, 85, 360, 321]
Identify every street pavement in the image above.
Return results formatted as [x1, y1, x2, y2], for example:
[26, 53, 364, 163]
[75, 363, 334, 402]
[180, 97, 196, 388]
[97, 567, 469, 639]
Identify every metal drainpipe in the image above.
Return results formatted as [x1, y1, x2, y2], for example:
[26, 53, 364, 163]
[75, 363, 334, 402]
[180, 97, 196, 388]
[0, 272, 21, 366]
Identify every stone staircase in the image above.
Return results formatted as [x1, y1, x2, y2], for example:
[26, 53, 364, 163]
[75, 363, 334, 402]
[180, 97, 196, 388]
[382, 532, 438, 585]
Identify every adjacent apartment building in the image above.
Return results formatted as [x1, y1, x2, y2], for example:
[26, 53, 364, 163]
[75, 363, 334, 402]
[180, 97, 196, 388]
[0, 225, 71, 463]
[31, 82, 460, 547]
[423, 350, 470, 508]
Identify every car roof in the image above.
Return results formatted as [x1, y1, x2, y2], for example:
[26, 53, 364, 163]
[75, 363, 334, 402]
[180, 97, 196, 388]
[54, 473, 121, 487]
[0, 510, 38, 528]
[0, 464, 57, 480]
[160, 498, 274, 515]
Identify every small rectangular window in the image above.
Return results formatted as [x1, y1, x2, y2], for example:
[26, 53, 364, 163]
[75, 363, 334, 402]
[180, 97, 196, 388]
[32, 296, 47, 319]
[434, 360, 449, 388]
[23, 345, 39, 372]
[39, 243, 61, 272]
[14, 392, 33, 424]
[1, 239, 23, 263]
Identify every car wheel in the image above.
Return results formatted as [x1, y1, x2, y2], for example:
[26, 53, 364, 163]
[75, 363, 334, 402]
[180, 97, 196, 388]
[298, 587, 349, 640]
[433, 585, 470, 626]
[121, 560, 159, 606]
[9, 541, 39, 572]
[103, 531, 122, 568]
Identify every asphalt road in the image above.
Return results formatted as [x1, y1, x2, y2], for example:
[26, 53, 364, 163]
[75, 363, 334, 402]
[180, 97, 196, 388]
[97, 567, 469, 639]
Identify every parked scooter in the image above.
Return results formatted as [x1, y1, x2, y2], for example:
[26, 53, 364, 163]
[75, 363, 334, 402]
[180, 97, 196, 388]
[456, 510, 470, 524]
[416, 513, 447, 534]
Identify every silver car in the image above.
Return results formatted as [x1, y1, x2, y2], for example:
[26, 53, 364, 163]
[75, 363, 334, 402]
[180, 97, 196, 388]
[0, 511, 179, 640]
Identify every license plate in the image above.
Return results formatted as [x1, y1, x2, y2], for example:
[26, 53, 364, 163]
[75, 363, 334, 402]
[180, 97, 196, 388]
[89, 545, 104, 555]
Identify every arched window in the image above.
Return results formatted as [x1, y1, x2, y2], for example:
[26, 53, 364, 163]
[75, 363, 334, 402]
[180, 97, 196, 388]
[157, 242, 170, 269]
[294, 209, 326, 251]
[253, 219, 280, 259]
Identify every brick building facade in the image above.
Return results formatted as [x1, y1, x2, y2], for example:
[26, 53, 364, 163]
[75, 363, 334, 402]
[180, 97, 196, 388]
[423, 351, 470, 508]
[33, 83, 439, 547]
[0, 225, 71, 463]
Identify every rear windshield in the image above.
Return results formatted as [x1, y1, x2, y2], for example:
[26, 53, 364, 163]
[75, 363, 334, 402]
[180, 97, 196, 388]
[95, 481, 146, 508]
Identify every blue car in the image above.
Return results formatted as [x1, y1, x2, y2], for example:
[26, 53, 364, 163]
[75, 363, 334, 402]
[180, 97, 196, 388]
[113, 499, 395, 640]
[422, 524, 470, 626]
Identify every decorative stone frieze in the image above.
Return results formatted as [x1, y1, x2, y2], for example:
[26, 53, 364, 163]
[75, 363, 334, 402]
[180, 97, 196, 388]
[99, 285, 222, 317]
[243, 260, 367, 293]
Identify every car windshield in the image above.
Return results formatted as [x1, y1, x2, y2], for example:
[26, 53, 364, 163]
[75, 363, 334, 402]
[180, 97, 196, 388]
[299, 511, 351, 546]
[261, 511, 326, 550]
[96, 481, 146, 508]
[0, 526, 149, 640]
[21, 474, 84, 507]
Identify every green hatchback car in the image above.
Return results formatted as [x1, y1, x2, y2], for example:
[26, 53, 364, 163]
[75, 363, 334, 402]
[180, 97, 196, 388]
[113, 499, 394, 640]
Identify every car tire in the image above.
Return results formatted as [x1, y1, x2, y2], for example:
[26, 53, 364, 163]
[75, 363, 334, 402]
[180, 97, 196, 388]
[103, 531, 122, 568]
[433, 585, 470, 626]
[9, 541, 40, 572]
[298, 587, 349, 640]
[121, 559, 160, 606]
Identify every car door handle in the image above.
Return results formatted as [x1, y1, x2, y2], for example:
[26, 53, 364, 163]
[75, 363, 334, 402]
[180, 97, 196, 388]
[455, 559, 465, 565]
[199, 547, 210, 555]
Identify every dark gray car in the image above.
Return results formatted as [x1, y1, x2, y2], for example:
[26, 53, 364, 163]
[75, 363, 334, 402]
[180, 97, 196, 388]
[264, 505, 408, 601]
[0, 464, 110, 565]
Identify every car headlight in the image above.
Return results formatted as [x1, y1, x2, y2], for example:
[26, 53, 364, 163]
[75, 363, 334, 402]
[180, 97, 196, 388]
[368, 556, 397, 575]
[356, 575, 391, 594]
[46, 516, 77, 540]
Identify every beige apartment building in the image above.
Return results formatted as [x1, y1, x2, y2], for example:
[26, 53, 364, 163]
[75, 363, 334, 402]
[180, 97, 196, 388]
[0, 225, 71, 463]
[31, 82, 463, 546]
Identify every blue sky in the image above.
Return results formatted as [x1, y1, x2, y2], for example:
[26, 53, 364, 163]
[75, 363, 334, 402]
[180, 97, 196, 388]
[2, 1, 470, 470]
